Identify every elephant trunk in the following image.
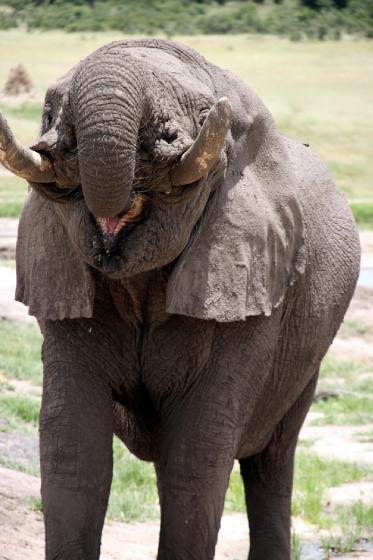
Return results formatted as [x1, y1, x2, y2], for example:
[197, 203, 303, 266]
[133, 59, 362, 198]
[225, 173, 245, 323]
[73, 54, 144, 218]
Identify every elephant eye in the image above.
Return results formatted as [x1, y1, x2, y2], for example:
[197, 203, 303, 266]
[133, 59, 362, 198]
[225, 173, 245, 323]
[199, 109, 210, 127]
[161, 126, 178, 144]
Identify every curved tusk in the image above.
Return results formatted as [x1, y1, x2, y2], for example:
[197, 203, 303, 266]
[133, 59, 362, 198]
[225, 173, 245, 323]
[0, 112, 55, 183]
[170, 97, 232, 187]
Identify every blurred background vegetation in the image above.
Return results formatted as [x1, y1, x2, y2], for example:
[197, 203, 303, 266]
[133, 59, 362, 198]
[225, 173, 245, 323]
[0, 0, 372, 40]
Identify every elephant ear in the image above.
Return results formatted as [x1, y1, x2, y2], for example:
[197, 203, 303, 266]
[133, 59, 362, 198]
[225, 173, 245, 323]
[16, 189, 95, 320]
[166, 114, 305, 322]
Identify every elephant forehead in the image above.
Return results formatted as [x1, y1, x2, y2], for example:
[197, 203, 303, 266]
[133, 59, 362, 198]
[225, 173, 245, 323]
[124, 47, 213, 98]
[47, 66, 76, 99]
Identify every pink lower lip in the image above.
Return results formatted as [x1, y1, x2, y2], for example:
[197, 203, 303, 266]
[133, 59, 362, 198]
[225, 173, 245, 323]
[97, 195, 146, 237]
[97, 213, 129, 237]
[105, 216, 121, 235]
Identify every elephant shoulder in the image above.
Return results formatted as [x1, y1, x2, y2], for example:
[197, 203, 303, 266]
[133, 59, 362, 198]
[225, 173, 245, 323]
[284, 137, 358, 243]
[284, 137, 360, 307]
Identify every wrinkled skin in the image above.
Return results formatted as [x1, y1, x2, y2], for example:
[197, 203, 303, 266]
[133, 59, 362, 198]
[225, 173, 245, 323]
[11, 40, 360, 559]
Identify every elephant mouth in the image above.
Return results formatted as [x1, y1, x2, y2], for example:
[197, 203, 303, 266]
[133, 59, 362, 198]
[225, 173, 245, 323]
[96, 194, 146, 237]
[88, 191, 151, 271]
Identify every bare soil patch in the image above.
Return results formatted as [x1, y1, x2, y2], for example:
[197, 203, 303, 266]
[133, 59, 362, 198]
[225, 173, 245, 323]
[325, 481, 373, 510]
[300, 425, 373, 465]
[0, 466, 249, 560]
[0, 431, 38, 472]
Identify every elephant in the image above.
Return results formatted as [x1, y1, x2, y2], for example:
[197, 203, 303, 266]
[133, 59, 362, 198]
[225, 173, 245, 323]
[0, 39, 360, 560]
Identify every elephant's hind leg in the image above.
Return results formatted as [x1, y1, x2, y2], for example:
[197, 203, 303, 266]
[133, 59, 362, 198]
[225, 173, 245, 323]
[40, 320, 114, 560]
[240, 373, 318, 560]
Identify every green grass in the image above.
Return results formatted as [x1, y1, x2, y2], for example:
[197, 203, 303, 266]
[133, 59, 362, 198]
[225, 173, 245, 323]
[291, 530, 302, 560]
[292, 450, 371, 526]
[343, 320, 373, 337]
[0, 102, 42, 121]
[318, 354, 371, 385]
[29, 497, 43, 513]
[108, 437, 159, 521]
[311, 355, 373, 425]
[225, 469, 246, 513]
[312, 392, 373, 426]
[0, 320, 42, 385]
[0, 456, 39, 476]
[322, 531, 360, 555]
[0, 175, 28, 217]
[342, 501, 373, 535]
[350, 202, 373, 229]
[0, 392, 40, 431]
[322, 501, 373, 553]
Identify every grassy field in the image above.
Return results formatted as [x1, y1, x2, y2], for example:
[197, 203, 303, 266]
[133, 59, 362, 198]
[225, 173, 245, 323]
[0, 30, 372, 223]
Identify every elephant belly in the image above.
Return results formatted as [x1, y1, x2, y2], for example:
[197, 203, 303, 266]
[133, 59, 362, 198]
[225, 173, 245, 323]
[113, 398, 161, 462]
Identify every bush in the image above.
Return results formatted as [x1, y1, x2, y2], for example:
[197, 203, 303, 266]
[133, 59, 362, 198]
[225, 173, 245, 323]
[0, 10, 17, 29]
[0, 0, 372, 40]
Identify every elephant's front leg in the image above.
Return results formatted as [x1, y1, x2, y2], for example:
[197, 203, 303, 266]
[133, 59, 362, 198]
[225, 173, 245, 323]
[156, 398, 237, 560]
[40, 322, 114, 560]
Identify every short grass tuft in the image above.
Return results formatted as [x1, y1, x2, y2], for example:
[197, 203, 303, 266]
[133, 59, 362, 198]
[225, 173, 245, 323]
[29, 497, 43, 513]
[321, 501, 373, 553]
[108, 436, 159, 522]
[0, 175, 28, 218]
[350, 202, 373, 229]
[293, 450, 372, 526]
[312, 355, 373, 425]
[291, 530, 302, 560]
[0, 320, 43, 386]
[0, 392, 40, 429]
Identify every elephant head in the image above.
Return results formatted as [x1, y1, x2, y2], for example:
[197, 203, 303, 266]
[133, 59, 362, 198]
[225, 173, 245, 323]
[1, 39, 305, 321]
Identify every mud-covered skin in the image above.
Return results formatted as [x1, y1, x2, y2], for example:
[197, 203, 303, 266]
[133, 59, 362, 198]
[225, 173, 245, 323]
[13, 39, 360, 560]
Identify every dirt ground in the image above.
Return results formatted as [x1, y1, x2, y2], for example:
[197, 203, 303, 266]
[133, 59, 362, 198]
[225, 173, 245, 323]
[0, 227, 372, 559]
[1, 466, 372, 560]
[0, 467, 251, 560]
